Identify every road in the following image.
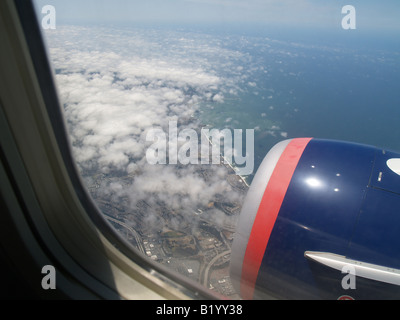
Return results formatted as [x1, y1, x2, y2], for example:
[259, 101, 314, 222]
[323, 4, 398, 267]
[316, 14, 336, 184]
[105, 215, 145, 254]
[202, 249, 231, 287]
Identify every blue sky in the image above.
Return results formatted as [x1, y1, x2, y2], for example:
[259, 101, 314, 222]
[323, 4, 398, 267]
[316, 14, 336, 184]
[34, 0, 400, 31]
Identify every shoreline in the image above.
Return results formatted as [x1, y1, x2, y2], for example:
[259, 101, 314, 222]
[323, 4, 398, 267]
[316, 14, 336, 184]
[201, 128, 250, 188]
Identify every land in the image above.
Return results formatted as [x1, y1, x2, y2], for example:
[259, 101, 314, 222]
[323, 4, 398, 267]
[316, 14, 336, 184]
[84, 159, 248, 299]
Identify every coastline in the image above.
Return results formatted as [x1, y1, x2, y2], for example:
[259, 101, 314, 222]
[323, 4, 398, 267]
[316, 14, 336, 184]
[201, 128, 250, 188]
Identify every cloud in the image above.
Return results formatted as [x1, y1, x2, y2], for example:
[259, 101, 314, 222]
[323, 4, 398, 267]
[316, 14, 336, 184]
[46, 25, 246, 232]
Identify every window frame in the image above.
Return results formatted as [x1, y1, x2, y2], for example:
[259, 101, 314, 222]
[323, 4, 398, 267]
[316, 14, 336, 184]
[0, 0, 219, 299]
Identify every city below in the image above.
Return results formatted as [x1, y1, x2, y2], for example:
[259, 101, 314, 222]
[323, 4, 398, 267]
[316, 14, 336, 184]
[85, 157, 248, 299]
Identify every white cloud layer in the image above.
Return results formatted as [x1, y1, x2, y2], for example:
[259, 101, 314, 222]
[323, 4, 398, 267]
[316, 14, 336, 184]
[45, 25, 247, 231]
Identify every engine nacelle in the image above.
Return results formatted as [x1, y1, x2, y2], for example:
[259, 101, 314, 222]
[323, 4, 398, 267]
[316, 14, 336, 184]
[230, 138, 400, 300]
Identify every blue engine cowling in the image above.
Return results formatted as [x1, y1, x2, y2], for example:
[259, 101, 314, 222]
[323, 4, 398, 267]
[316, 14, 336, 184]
[230, 138, 400, 300]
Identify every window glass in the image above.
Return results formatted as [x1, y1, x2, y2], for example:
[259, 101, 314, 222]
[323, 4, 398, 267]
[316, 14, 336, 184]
[33, 0, 400, 299]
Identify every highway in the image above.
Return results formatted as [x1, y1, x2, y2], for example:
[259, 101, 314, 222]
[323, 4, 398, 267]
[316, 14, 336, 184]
[104, 215, 146, 254]
[202, 250, 231, 287]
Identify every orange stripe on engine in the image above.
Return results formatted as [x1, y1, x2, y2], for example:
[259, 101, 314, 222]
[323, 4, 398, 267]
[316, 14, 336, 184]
[240, 138, 312, 300]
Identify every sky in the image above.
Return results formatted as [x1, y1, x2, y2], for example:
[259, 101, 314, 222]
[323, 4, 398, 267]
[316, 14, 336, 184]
[34, 0, 400, 32]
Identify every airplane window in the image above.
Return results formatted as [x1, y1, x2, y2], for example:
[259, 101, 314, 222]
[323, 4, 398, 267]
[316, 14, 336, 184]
[33, 0, 400, 300]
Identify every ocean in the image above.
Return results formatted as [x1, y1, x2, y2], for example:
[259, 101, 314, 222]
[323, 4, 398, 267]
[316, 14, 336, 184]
[192, 25, 400, 180]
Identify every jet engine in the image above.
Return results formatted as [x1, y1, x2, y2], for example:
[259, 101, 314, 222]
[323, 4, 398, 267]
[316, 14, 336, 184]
[230, 138, 400, 300]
